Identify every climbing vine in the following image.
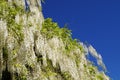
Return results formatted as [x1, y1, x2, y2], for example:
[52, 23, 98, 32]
[0, 0, 24, 44]
[41, 18, 84, 53]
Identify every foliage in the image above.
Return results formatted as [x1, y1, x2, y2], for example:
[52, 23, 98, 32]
[41, 57, 57, 78]
[74, 52, 81, 67]
[14, 72, 27, 80]
[96, 74, 104, 80]
[88, 66, 96, 75]
[14, 64, 28, 80]
[41, 18, 84, 54]
[0, 0, 24, 44]
[41, 57, 74, 80]
[61, 71, 73, 80]
[41, 18, 61, 39]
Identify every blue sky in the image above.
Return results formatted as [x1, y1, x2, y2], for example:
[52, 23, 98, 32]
[42, 0, 120, 79]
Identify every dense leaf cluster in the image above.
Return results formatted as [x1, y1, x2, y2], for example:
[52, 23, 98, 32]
[41, 18, 84, 53]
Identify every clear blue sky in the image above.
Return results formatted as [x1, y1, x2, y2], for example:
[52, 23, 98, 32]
[42, 0, 120, 79]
